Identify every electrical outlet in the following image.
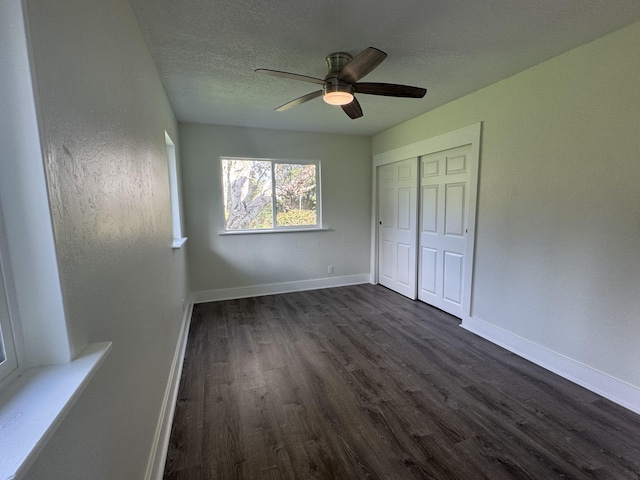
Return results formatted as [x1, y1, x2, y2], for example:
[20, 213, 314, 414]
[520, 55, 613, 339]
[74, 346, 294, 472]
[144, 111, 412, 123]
[328, 265, 334, 274]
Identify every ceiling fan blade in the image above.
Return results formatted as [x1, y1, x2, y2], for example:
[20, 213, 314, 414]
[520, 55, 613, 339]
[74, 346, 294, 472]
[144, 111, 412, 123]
[256, 69, 324, 85]
[275, 90, 323, 111]
[341, 97, 363, 119]
[354, 82, 427, 98]
[338, 47, 387, 84]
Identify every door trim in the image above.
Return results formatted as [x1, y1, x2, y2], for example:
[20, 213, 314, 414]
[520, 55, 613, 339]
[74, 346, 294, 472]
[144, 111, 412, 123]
[371, 123, 481, 318]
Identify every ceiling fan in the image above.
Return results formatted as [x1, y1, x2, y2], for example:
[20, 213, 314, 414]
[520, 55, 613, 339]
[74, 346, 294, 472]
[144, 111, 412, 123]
[256, 47, 427, 119]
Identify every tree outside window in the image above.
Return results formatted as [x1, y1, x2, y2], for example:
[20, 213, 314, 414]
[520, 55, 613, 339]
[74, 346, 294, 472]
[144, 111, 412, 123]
[222, 158, 319, 231]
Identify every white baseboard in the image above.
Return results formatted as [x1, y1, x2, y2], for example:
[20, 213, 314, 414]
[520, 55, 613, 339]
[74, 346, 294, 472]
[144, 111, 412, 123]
[145, 298, 195, 480]
[192, 274, 371, 304]
[462, 315, 640, 416]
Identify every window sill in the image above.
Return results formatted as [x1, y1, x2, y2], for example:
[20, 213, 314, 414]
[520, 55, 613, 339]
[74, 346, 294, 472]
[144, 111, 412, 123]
[0, 341, 112, 480]
[172, 237, 188, 249]
[219, 227, 330, 236]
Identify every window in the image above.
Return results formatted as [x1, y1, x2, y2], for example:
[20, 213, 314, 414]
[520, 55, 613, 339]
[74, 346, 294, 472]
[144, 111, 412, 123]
[221, 157, 320, 231]
[166, 132, 187, 248]
[0, 209, 18, 385]
[0, 269, 18, 384]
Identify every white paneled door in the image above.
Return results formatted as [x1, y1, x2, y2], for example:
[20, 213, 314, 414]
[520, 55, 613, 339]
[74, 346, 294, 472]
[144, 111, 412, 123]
[377, 158, 418, 299]
[418, 144, 472, 318]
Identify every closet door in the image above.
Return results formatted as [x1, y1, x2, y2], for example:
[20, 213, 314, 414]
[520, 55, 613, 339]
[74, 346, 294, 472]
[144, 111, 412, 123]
[418, 145, 472, 318]
[377, 158, 418, 299]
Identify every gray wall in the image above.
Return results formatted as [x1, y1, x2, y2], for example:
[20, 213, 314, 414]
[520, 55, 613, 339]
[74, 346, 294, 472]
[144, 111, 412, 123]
[21, 0, 190, 478]
[180, 123, 372, 296]
[373, 21, 640, 391]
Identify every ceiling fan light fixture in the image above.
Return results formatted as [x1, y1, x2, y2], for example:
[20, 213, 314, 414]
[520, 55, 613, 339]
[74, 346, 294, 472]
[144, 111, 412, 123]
[322, 81, 354, 106]
[323, 91, 354, 106]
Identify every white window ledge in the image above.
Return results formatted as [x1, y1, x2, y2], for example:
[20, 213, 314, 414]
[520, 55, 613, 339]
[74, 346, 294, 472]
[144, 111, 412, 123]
[172, 237, 188, 249]
[219, 227, 330, 236]
[0, 341, 112, 480]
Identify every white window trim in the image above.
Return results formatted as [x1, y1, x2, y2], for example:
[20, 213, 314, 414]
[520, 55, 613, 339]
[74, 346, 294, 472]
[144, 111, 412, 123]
[0, 206, 19, 385]
[172, 237, 188, 248]
[221, 157, 322, 232]
[0, 188, 112, 480]
[0, 2, 111, 478]
[0, 342, 111, 480]
[219, 226, 330, 235]
[166, 132, 187, 249]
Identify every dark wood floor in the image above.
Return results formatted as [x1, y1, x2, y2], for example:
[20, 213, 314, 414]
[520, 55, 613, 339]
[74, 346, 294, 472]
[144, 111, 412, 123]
[164, 284, 640, 480]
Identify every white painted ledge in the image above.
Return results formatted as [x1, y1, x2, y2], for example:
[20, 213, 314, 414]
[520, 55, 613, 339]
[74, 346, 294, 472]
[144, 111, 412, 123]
[0, 341, 112, 480]
[171, 237, 188, 249]
[218, 227, 330, 235]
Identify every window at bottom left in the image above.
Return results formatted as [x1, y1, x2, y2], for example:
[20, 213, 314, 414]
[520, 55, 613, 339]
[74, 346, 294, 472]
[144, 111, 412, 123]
[0, 216, 18, 388]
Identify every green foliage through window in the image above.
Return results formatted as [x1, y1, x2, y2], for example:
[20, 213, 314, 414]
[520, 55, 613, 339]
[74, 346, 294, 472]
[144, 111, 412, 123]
[222, 158, 319, 231]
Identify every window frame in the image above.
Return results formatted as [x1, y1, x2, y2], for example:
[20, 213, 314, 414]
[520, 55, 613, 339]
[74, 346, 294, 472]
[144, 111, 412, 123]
[0, 206, 19, 385]
[166, 132, 187, 249]
[220, 157, 322, 233]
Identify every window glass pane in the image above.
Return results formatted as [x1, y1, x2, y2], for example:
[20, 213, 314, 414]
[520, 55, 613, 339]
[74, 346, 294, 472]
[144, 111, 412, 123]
[0, 202, 18, 382]
[275, 163, 317, 227]
[0, 277, 7, 364]
[0, 261, 12, 367]
[222, 159, 273, 230]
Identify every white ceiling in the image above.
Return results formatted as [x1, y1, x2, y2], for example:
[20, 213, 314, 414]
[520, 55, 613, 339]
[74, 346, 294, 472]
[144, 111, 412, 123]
[129, 0, 640, 136]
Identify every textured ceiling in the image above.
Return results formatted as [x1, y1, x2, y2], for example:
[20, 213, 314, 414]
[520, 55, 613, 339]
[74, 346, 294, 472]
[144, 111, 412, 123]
[129, 0, 640, 136]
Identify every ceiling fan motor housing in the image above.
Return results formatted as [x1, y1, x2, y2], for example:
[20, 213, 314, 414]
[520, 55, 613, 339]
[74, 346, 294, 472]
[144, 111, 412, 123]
[323, 52, 355, 102]
[325, 52, 353, 74]
[323, 78, 354, 96]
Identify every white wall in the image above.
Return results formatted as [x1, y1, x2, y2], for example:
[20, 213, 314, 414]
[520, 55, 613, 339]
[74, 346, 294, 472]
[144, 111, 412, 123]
[0, 0, 73, 370]
[180, 123, 372, 297]
[18, 0, 190, 478]
[11, 5, 638, 477]
[373, 22, 640, 397]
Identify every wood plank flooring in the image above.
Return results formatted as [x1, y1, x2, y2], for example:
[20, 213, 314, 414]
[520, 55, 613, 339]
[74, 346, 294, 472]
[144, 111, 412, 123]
[164, 284, 640, 479]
